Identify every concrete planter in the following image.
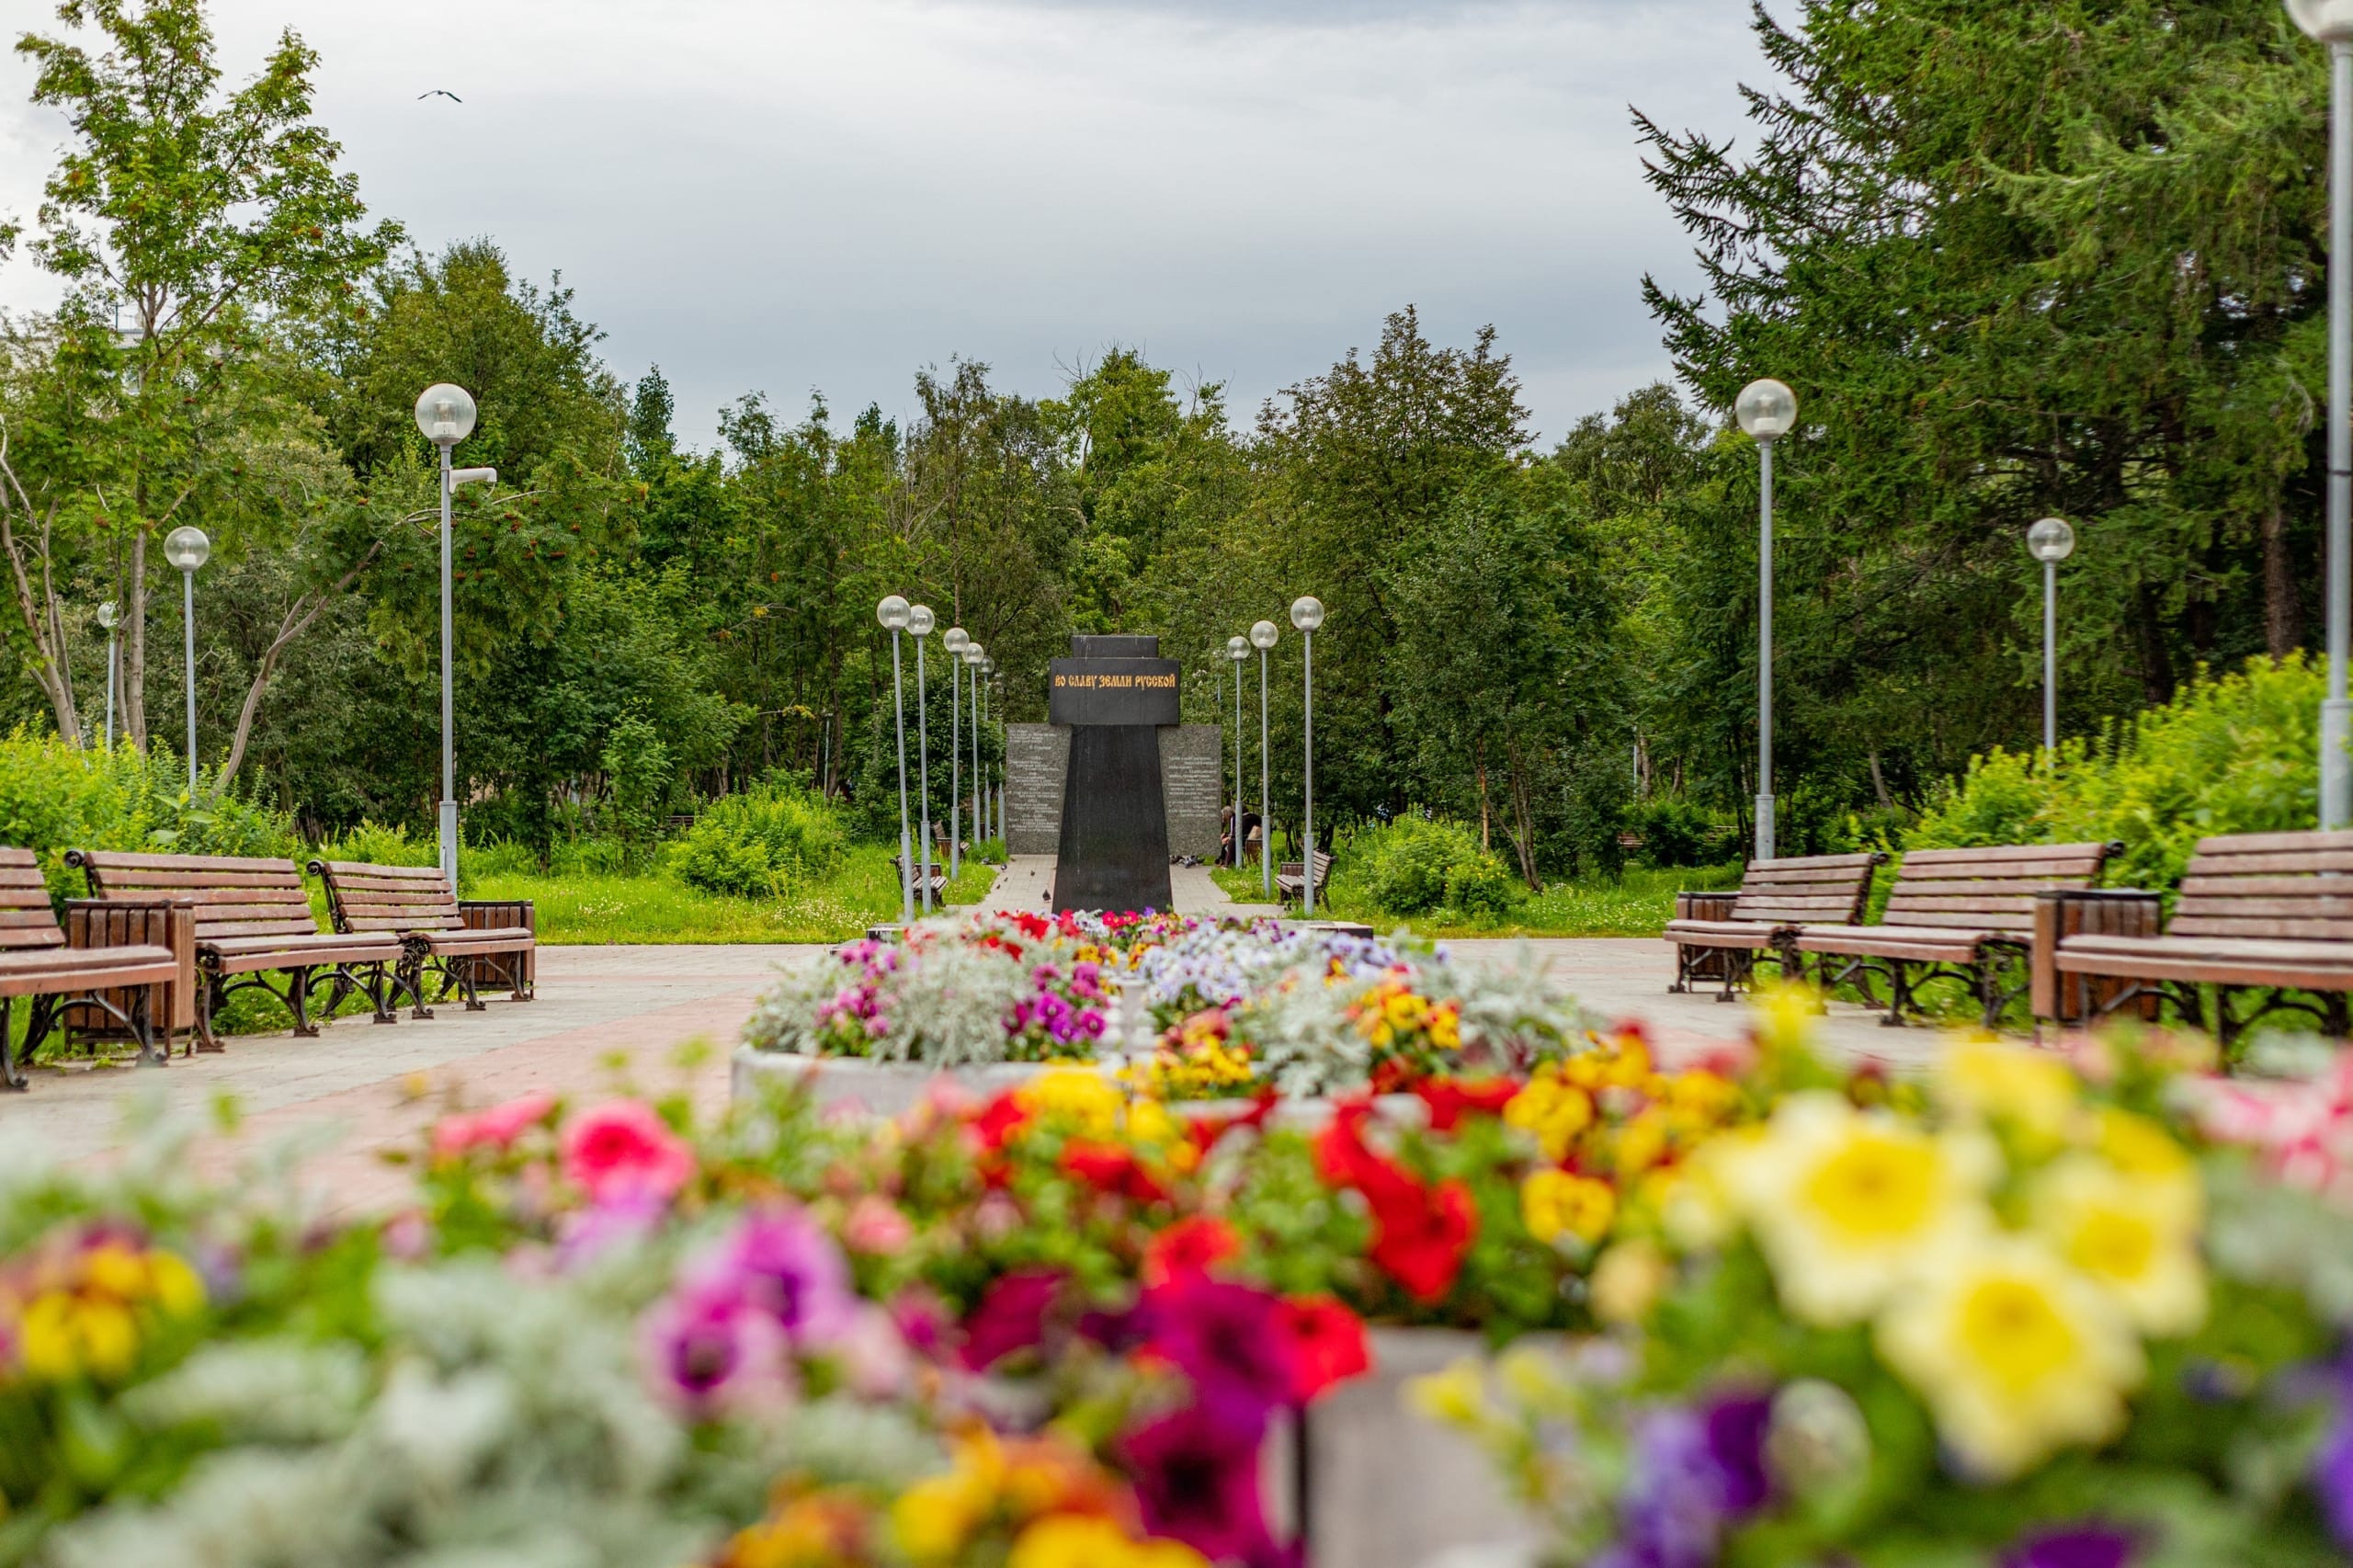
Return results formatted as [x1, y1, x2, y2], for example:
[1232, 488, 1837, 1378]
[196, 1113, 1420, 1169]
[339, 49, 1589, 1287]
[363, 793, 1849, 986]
[1289, 1326, 1548, 1568]
[731, 1046, 1083, 1117]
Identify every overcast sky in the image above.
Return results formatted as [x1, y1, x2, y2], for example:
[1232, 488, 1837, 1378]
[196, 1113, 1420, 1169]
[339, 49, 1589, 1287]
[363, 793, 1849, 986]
[0, 0, 1772, 452]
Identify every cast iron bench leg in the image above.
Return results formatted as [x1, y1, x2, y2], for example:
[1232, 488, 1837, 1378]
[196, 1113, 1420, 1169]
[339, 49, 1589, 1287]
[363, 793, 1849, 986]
[131, 985, 164, 1068]
[0, 996, 19, 1091]
[287, 966, 318, 1038]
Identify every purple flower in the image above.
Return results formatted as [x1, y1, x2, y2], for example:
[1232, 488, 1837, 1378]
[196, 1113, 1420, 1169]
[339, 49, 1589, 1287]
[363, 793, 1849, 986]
[1596, 1393, 1777, 1568]
[556, 1193, 666, 1269]
[2004, 1526, 2136, 1568]
[693, 1207, 856, 1345]
[640, 1285, 791, 1412]
[1122, 1400, 1284, 1568]
[1702, 1394, 1774, 1514]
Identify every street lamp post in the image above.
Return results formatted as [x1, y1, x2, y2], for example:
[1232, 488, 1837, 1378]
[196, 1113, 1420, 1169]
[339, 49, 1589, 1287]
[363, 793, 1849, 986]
[2293, 0, 2353, 826]
[2027, 518, 2076, 757]
[414, 384, 495, 889]
[909, 604, 937, 915]
[1290, 596, 1324, 915]
[1251, 619, 1278, 899]
[964, 642, 985, 851]
[944, 627, 969, 878]
[878, 596, 915, 924]
[1734, 378, 1798, 861]
[1227, 635, 1248, 869]
[162, 528, 210, 794]
[96, 599, 119, 749]
[983, 657, 1000, 842]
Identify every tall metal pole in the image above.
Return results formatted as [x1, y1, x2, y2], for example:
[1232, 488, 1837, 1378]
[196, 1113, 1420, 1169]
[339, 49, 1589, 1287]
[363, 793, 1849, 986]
[182, 569, 198, 795]
[1756, 439, 1776, 861]
[916, 639, 933, 914]
[1233, 654, 1244, 869]
[949, 653, 961, 880]
[892, 631, 913, 925]
[2043, 558, 2059, 756]
[2327, 38, 2353, 829]
[972, 665, 983, 847]
[438, 444, 459, 888]
[1259, 645, 1271, 902]
[1302, 630, 1316, 917]
[105, 631, 117, 750]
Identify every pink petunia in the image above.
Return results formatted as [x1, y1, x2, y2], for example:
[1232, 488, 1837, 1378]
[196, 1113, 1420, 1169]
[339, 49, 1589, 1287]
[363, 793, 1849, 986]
[561, 1100, 697, 1205]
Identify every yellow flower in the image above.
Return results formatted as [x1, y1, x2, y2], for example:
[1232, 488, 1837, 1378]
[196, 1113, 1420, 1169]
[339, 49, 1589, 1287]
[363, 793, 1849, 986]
[17, 1292, 139, 1382]
[2029, 1154, 2205, 1337]
[1610, 1108, 1672, 1177]
[1406, 1358, 1489, 1426]
[2092, 1108, 2202, 1222]
[1938, 1040, 2079, 1145]
[1876, 1235, 2143, 1480]
[1727, 1092, 1997, 1324]
[1522, 1170, 1617, 1245]
[1751, 979, 1825, 1057]
[1017, 1070, 1123, 1139]
[143, 1251, 205, 1318]
[1590, 1239, 1671, 1324]
[1427, 1003, 1461, 1051]
[1009, 1516, 1208, 1568]
[1505, 1071, 1594, 1162]
[1667, 1070, 1739, 1121]
[891, 1472, 983, 1563]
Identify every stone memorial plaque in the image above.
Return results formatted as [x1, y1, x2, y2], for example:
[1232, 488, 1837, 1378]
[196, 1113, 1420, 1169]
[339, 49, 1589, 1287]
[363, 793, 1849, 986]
[1046, 658, 1181, 728]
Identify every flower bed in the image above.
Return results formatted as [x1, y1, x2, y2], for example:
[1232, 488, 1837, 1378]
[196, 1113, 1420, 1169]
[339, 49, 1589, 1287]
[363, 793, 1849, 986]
[743, 910, 1588, 1107]
[0, 1006, 1750, 1566]
[1426, 1017, 2353, 1568]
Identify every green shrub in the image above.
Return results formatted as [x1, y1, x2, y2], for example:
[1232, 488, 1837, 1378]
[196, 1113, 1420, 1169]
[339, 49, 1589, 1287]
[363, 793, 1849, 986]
[0, 730, 296, 899]
[1907, 653, 2322, 894]
[1350, 815, 1522, 916]
[1625, 796, 1722, 869]
[314, 819, 436, 869]
[676, 781, 850, 898]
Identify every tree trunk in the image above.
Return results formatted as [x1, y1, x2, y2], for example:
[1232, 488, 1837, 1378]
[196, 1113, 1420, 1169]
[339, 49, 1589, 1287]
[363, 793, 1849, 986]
[2133, 580, 2176, 706]
[0, 448, 82, 744]
[210, 545, 381, 796]
[2265, 498, 2304, 660]
[1869, 750, 1893, 811]
[1475, 745, 1491, 853]
[1504, 738, 1540, 890]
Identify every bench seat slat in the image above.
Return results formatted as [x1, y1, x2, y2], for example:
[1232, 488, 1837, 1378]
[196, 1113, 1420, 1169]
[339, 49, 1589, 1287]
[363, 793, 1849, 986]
[2191, 829, 2353, 856]
[2183, 850, 2353, 877]
[1662, 919, 1785, 950]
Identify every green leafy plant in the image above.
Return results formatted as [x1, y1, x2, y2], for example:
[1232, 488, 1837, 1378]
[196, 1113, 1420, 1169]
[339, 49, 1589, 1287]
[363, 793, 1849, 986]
[1349, 816, 1523, 917]
[675, 781, 849, 898]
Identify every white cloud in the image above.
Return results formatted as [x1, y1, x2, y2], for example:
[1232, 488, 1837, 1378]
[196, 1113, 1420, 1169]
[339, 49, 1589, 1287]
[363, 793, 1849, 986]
[0, 0, 1772, 449]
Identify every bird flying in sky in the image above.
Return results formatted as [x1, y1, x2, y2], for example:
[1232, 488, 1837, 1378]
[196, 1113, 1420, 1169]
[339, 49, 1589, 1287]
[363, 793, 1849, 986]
[417, 89, 462, 102]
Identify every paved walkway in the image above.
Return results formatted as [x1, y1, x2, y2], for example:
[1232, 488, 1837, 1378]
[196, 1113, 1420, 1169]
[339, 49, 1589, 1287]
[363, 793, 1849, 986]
[2, 869, 1946, 1211]
[976, 854, 1283, 920]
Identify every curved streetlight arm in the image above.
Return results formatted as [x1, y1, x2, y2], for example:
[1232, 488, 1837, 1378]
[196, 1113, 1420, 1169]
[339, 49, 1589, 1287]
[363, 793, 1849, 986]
[449, 466, 497, 488]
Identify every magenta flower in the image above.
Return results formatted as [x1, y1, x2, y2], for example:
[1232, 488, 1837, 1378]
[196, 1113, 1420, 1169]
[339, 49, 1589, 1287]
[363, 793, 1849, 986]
[1121, 1400, 1283, 1568]
[561, 1101, 696, 1205]
[959, 1267, 1063, 1369]
[2004, 1526, 2136, 1568]
[1147, 1277, 1293, 1434]
[641, 1285, 791, 1414]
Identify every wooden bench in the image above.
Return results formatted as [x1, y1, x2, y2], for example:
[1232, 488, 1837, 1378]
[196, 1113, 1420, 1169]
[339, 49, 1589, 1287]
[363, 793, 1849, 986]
[0, 847, 186, 1088]
[1664, 852, 1884, 1000]
[310, 860, 535, 1016]
[1276, 850, 1334, 908]
[892, 854, 949, 899]
[66, 850, 402, 1051]
[2033, 828, 2353, 1048]
[1792, 841, 2119, 1028]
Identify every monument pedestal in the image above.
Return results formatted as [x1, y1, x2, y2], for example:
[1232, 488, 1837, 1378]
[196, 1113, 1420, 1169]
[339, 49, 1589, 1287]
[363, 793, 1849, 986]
[1045, 634, 1183, 915]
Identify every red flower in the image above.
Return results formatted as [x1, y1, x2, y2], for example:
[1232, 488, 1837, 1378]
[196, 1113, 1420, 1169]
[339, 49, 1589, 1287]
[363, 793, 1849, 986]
[1313, 1101, 1420, 1211]
[1015, 913, 1050, 939]
[1413, 1076, 1521, 1132]
[968, 1093, 1029, 1153]
[1278, 1293, 1370, 1400]
[1367, 1177, 1477, 1304]
[1184, 1093, 1279, 1160]
[1145, 1216, 1241, 1286]
[1062, 1142, 1171, 1205]
[960, 1267, 1063, 1369]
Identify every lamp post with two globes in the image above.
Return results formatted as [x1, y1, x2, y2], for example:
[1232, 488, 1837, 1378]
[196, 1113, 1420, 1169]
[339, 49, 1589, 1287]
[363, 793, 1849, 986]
[2028, 518, 2076, 757]
[1734, 378, 1798, 861]
[2292, 0, 2353, 826]
[944, 626, 969, 877]
[415, 384, 497, 888]
[1290, 596, 1324, 915]
[1251, 619, 1279, 899]
[878, 596, 915, 924]
[162, 527, 210, 795]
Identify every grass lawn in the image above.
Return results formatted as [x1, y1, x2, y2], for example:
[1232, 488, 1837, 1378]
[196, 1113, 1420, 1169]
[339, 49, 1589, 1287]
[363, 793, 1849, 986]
[469, 841, 999, 944]
[1210, 860, 1745, 938]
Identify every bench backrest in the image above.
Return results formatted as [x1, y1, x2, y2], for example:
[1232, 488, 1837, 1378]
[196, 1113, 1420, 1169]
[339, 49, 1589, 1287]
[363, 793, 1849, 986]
[1726, 851, 1885, 926]
[2168, 829, 2353, 944]
[0, 847, 63, 952]
[1881, 842, 2119, 936]
[309, 859, 462, 934]
[68, 850, 322, 945]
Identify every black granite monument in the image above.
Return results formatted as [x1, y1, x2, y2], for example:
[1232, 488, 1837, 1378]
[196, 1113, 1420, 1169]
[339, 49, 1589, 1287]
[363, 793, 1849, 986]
[1048, 634, 1179, 913]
